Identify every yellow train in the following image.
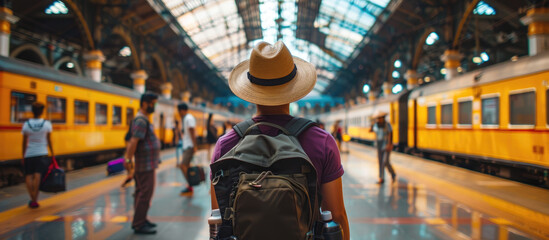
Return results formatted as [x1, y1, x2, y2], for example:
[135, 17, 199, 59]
[317, 52, 549, 186]
[0, 56, 240, 186]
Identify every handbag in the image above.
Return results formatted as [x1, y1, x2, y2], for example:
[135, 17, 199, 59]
[40, 156, 66, 193]
[187, 166, 205, 186]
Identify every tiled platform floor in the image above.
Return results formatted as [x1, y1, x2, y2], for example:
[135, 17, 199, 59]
[0, 144, 547, 240]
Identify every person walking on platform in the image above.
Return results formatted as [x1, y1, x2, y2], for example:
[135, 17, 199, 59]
[173, 120, 183, 165]
[177, 103, 198, 195]
[210, 41, 350, 240]
[124, 93, 161, 234]
[370, 110, 396, 184]
[206, 113, 218, 161]
[221, 120, 233, 136]
[332, 120, 343, 150]
[21, 102, 53, 209]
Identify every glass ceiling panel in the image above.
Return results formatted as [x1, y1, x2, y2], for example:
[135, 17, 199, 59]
[160, 0, 390, 95]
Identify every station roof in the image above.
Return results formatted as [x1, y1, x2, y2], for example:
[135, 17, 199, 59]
[157, 0, 392, 95]
[8, 0, 533, 103]
[153, 0, 534, 101]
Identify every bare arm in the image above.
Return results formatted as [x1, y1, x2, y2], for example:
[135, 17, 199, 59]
[125, 137, 140, 161]
[47, 132, 54, 156]
[210, 184, 219, 209]
[189, 127, 198, 151]
[321, 177, 350, 240]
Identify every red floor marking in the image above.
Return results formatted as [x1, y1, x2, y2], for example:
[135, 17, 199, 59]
[148, 216, 204, 222]
[351, 217, 495, 225]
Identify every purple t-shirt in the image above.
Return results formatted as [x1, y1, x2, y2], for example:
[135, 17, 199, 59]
[211, 115, 344, 184]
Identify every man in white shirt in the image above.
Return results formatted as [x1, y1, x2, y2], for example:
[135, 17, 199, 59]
[21, 102, 54, 209]
[177, 103, 198, 195]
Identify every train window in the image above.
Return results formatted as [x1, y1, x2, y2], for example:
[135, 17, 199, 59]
[112, 106, 122, 125]
[126, 108, 135, 126]
[458, 101, 472, 125]
[509, 91, 535, 125]
[10, 91, 37, 123]
[74, 100, 89, 124]
[427, 106, 436, 125]
[441, 103, 453, 125]
[481, 97, 499, 125]
[95, 103, 108, 125]
[46, 96, 66, 124]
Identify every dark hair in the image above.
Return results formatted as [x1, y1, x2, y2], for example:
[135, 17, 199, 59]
[31, 102, 45, 118]
[177, 103, 188, 111]
[140, 93, 158, 107]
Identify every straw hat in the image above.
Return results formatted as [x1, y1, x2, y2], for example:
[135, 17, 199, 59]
[228, 41, 317, 106]
[372, 110, 388, 119]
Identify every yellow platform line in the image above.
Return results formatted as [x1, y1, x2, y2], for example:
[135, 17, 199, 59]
[350, 148, 549, 239]
[0, 156, 178, 235]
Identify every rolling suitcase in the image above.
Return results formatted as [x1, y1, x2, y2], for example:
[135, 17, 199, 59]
[107, 157, 125, 175]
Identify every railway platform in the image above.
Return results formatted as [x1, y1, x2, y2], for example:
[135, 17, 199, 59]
[0, 144, 548, 240]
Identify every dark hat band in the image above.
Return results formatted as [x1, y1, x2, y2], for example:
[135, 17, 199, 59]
[247, 64, 297, 86]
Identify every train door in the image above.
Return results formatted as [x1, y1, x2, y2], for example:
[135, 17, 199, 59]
[413, 99, 418, 150]
[160, 113, 165, 149]
[398, 92, 410, 152]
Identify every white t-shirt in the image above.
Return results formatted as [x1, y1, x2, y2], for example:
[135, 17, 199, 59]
[182, 113, 196, 150]
[22, 118, 52, 158]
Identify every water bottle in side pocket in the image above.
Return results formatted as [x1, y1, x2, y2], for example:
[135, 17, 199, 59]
[208, 209, 222, 239]
[321, 210, 342, 240]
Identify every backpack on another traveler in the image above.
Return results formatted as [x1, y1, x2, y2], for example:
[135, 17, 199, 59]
[210, 117, 321, 240]
[124, 116, 150, 142]
[111, 116, 150, 175]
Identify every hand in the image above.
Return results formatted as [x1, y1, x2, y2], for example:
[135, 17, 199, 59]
[124, 160, 132, 170]
[386, 144, 393, 152]
[193, 146, 198, 153]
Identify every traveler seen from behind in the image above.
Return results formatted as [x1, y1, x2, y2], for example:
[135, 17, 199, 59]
[21, 102, 54, 209]
[210, 41, 349, 240]
[331, 120, 343, 151]
[206, 113, 218, 161]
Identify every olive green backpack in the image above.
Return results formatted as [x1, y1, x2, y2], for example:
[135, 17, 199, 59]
[210, 118, 321, 240]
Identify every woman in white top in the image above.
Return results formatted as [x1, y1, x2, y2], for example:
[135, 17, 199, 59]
[21, 102, 54, 208]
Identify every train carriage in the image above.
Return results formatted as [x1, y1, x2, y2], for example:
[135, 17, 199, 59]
[314, 51, 549, 186]
[408, 52, 549, 181]
[1, 57, 141, 168]
[0, 56, 241, 186]
[321, 92, 408, 150]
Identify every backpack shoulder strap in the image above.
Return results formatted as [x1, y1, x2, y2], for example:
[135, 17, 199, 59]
[133, 116, 150, 136]
[233, 119, 255, 137]
[284, 117, 315, 137]
[26, 119, 46, 131]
